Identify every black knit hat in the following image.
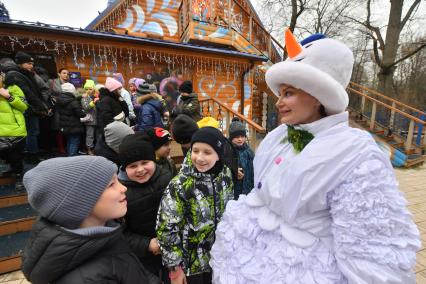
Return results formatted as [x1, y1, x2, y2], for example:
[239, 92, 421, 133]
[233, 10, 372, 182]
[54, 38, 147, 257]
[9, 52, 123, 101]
[15, 51, 34, 65]
[145, 127, 172, 150]
[172, 114, 199, 144]
[118, 133, 156, 168]
[229, 117, 246, 140]
[179, 80, 193, 94]
[191, 127, 225, 158]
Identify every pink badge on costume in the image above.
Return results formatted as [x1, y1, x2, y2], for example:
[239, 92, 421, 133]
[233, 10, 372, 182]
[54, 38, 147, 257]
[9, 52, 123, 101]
[274, 157, 282, 165]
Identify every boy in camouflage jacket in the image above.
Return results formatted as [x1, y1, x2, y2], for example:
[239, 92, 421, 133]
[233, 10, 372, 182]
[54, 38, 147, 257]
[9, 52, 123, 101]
[156, 127, 233, 283]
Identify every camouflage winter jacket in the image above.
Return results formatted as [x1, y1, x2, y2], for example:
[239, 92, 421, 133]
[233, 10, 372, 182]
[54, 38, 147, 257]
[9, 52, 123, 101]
[156, 156, 233, 275]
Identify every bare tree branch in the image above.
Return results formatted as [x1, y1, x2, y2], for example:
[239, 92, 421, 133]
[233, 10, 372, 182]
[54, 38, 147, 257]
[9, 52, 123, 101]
[401, 0, 421, 29]
[391, 43, 426, 68]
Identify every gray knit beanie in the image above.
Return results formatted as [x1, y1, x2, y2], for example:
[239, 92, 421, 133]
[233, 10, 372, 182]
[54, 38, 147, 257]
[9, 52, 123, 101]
[23, 156, 118, 229]
[104, 121, 134, 153]
[229, 118, 246, 140]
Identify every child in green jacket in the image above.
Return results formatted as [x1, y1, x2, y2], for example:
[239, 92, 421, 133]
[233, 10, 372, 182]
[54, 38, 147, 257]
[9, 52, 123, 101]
[156, 127, 233, 284]
[0, 71, 28, 189]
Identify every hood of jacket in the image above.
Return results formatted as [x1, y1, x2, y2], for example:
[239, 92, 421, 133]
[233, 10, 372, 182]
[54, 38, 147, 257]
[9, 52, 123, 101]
[0, 59, 19, 73]
[22, 218, 123, 284]
[56, 92, 76, 106]
[145, 99, 163, 111]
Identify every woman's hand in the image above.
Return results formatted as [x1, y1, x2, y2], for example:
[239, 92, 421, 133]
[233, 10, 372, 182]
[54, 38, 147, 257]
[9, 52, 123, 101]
[0, 88, 11, 99]
[148, 238, 161, 255]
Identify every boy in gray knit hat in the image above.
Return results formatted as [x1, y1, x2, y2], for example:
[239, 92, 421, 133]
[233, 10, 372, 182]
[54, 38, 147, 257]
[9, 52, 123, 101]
[22, 156, 159, 284]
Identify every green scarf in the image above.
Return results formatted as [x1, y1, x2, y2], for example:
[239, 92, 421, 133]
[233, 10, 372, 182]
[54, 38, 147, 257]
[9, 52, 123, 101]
[282, 125, 314, 153]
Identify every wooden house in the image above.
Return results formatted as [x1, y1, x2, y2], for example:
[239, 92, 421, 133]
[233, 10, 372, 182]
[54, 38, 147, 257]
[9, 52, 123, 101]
[0, 0, 284, 130]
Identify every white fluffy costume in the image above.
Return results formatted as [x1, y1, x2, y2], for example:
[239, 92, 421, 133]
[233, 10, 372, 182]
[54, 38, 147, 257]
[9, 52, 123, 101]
[210, 31, 420, 283]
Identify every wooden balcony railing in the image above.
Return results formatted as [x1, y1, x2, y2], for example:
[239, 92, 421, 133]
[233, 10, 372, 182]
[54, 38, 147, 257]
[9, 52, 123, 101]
[178, 0, 284, 63]
[199, 97, 266, 150]
[347, 83, 426, 153]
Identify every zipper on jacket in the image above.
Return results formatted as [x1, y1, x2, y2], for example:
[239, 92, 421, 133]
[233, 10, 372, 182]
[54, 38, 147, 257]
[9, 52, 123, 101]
[211, 175, 218, 230]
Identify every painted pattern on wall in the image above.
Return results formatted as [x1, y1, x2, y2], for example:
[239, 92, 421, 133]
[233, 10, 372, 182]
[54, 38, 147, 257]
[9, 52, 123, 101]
[114, 0, 181, 41]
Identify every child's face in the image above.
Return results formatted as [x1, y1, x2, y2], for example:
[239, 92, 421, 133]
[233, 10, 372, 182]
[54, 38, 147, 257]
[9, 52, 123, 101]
[129, 83, 136, 93]
[191, 142, 219, 172]
[125, 160, 156, 183]
[85, 87, 95, 96]
[232, 135, 246, 147]
[90, 175, 127, 223]
[156, 142, 171, 159]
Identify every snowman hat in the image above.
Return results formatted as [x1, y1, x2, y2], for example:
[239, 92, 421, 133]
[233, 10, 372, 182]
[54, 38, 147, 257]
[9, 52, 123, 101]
[265, 29, 354, 115]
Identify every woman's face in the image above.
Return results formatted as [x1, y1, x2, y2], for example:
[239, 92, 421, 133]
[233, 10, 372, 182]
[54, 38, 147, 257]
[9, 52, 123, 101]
[90, 175, 127, 223]
[275, 84, 322, 125]
[191, 142, 219, 172]
[125, 160, 156, 183]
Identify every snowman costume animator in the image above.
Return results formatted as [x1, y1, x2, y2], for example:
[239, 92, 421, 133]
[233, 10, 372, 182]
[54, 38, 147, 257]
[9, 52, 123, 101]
[210, 30, 420, 284]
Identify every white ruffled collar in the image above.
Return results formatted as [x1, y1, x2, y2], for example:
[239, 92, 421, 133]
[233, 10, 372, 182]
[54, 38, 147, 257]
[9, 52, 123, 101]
[295, 111, 349, 136]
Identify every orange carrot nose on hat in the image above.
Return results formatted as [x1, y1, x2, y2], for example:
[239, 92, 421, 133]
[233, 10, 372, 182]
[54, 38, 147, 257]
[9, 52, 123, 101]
[285, 28, 303, 59]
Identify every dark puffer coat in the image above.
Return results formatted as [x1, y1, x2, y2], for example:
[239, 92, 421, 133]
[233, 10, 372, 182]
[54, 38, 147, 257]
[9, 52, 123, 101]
[3, 61, 50, 116]
[118, 165, 172, 274]
[96, 89, 129, 133]
[22, 218, 160, 284]
[55, 92, 85, 135]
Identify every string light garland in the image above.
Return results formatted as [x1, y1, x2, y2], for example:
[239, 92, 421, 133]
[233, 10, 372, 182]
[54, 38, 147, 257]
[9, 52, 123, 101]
[0, 34, 264, 82]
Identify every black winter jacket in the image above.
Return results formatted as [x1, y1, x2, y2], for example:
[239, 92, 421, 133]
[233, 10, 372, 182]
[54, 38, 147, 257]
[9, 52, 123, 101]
[118, 165, 172, 271]
[96, 89, 129, 133]
[56, 92, 85, 134]
[22, 218, 160, 284]
[4, 63, 50, 116]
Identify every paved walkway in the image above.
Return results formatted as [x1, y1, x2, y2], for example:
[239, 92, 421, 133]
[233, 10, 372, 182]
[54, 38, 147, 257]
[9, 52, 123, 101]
[1, 164, 425, 283]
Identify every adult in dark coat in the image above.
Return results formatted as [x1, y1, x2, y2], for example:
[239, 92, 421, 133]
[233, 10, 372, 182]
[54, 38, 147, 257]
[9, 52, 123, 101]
[3, 53, 52, 162]
[96, 77, 129, 134]
[55, 83, 85, 156]
[96, 86, 129, 134]
[173, 80, 201, 122]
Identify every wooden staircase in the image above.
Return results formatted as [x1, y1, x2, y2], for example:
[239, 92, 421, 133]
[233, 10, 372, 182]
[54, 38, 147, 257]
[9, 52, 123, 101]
[0, 175, 36, 275]
[347, 82, 426, 167]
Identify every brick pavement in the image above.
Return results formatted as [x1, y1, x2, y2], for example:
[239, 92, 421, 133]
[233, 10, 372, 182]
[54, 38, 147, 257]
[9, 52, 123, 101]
[1, 164, 425, 283]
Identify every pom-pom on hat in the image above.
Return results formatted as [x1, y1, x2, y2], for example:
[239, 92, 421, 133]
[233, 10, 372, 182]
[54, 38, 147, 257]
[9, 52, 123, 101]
[118, 133, 156, 168]
[14, 51, 34, 65]
[179, 80, 193, 94]
[23, 156, 117, 229]
[61, 82, 76, 95]
[105, 77, 123, 93]
[265, 29, 354, 115]
[172, 114, 199, 144]
[145, 127, 172, 150]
